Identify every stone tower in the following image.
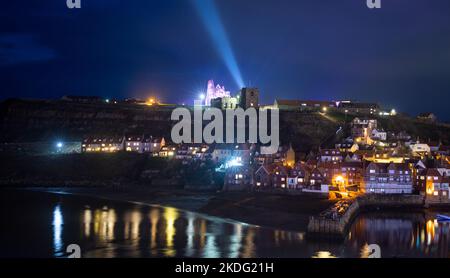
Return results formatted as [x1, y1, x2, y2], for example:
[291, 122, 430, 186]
[239, 87, 259, 109]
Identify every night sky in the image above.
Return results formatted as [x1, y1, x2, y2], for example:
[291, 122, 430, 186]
[1, 0, 450, 120]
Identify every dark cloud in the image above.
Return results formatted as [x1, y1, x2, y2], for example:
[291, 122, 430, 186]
[0, 34, 56, 66]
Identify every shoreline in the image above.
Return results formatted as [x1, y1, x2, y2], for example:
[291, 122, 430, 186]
[10, 186, 331, 233]
[4, 186, 450, 241]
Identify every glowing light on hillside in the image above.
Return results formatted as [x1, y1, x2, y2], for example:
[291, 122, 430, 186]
[146, 97, 157, 106]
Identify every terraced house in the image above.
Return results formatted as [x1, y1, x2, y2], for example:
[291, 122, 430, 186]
[364, 162, 413, 194]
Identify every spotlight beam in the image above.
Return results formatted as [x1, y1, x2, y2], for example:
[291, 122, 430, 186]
[192, 0, 245, 88]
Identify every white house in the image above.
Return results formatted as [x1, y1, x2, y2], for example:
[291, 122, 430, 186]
[409, 142, 431, 156]
[371, 129, 387, 141]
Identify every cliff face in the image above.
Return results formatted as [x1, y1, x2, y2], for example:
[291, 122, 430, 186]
[0, 99, 343, 152]
[2, 99, 446, 152]
[0, 99, 173, 142]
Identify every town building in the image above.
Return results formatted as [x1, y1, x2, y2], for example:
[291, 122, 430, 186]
[62, 95, 104, 103]
[125, 135, 144, 153]
[273, 99, 336, 111]
[417, 112, 437, 123]
[271, 164, 289, 188]
[417, 168, 450, 201]
[273, 99, 302, 110]
[254, 164, 274, 188]
[318, 149, 343, 163]
[364, 162, 413, 194]
[351, 117, 378, 142]
[176, 144, 211, 161]
[212, 143, 253, 164]
[81, 136, 124, 152]
[211, 96, 239, 110]
[337, 101, 380, 115]
[150, 137, 166, 154]
[409, 142, 431, 157]
[290, 162, 309, 188]
[344, 153, 362, 162]
[335, 141, 359, 153]
[158, 145, 177, 158]
[224, 164, 253, 191]
[371, 129, 387, 141]
[308, 167, 325, 189]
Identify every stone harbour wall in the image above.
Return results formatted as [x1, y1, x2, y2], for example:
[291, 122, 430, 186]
[307, 194, 425, 239]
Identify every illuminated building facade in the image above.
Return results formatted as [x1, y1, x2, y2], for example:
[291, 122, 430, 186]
[125, 135, 143, 152]
[417, 168, 450, 201]
[364, 162, 413, 194]
[210, 96, 238, 109]
[224, 165, 253, 191]
[204, 80, 231, 106]
[81, 136, 125, 153]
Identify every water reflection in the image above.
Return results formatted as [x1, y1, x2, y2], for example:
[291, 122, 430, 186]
[75, 202, 308, 258]
[52, 205, 64, 256]
[312, 251, 337, 258]
[164, 207, 178, 257]
[75, 203, 450, 258]
[83, 207, 116, 241]
[149, 208, 159, 255]
[13, 189, 449, 258]
[348, 212, 450, 258]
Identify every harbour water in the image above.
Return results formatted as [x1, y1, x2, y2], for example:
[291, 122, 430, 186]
[0, 189, 448, 258]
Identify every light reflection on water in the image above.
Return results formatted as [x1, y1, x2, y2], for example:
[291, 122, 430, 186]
[346, 213, 450, 258]
[52, 205, 64, 256]
[2, 190, 450, 258]
[75, 202, 450, 258]
[73, 202, 308, 258]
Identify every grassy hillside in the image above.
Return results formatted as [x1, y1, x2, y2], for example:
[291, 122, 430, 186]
[1, 99, 448, 151]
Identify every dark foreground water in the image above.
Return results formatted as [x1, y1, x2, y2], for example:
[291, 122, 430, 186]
[0, 189, 449, 258]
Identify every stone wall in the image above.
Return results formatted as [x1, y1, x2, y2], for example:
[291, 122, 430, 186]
[307, 194, 425, 239]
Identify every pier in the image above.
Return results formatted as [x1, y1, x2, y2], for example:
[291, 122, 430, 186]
[307, 194, 425, 239]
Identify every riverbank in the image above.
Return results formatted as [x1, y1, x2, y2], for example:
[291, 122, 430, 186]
[14, 186, 334, 233]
